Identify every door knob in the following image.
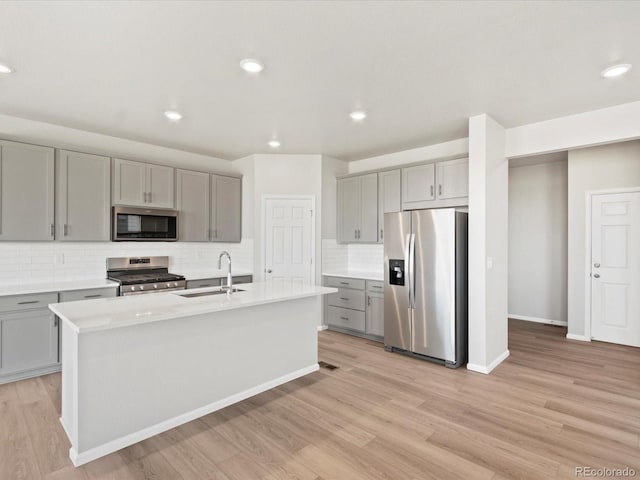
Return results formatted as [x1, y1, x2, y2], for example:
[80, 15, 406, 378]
[593, 273, 600, 278]
[267, 269, 272, 273]
[594, 263, 600, 268]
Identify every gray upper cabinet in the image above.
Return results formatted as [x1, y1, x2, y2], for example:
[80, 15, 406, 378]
[337, 173, 378, 243]
[211, 175, 241, 242]
[402, 163, 435, 210]
[56, 150, 111, 241]
[113, 158, 175, 208]
[0, 140, 55, 241]
[377, 169, 401, 243]
[436, 158, 469, 200]
[176, 169, 210, 242]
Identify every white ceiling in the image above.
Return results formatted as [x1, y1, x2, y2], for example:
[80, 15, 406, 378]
[0, 1, 638, 161]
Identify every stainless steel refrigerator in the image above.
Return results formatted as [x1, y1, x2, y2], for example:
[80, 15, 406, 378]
[384, 208, 468, 368]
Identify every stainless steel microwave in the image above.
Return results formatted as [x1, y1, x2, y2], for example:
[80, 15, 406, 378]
[112, 206, 178, 241]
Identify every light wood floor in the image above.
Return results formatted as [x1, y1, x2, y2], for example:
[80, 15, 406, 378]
[2, 319, 640, 480]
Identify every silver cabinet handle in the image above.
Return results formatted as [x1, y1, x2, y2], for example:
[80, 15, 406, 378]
[339, 281, 349, 285]
[18, 300, 39, 305]
[340, 316, 349, 321]
[50, 224, 55, 237]
[430, 185, 434, 197]
[54, 317, 58, 327]
[594, 263, 600, 268]
[143, 192, 146, 203]
[64, 224, 68, 236]
[380, 229, 383, 240]
[354, 229, 358, 240]
[593, 273, 600, 278]
[439, 184, 442, 196]
[83, 294, 102, 298]
[367, 296, 371, 306]
[339, 297, 349, 301]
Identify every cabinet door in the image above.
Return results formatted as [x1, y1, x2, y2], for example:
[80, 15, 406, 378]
[57, 150, 111, 241]
[0, 140, 55, 241]
[402, 163, 435, 210]
[113, 158, 146, 206]
[211, 175, 241, 242]
[359, 173, 378, 242]
[378, 169, 401, 242]
[176, 169, 210, 242]
[337, 177, 360, 243]
[366, 292, 384, 337]
[0, 310, 58, 374]
[147, 164, 175, 208]
[436, 158, 469, 200]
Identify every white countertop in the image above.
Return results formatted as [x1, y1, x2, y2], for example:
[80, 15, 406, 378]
[322, 270, 384, 281]
[50, 282, 337, 334]
[0, 279, 119, 298]
[176, 269, 253, 281]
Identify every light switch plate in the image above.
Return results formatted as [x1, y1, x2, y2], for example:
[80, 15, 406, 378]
[486, 257, 493, 270]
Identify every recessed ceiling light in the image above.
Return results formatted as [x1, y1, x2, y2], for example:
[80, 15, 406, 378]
[0, 63, 13, 74]
[268, 140, 281, 148]
[350, 110, 367, 121]
[601, 63, 632, 78]
[164, 110, 183, 121]
[240, 59, 264, 73]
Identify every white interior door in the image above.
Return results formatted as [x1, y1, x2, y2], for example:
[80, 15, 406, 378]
[591, 191, 640, 347]
[265, 198, 313, 287]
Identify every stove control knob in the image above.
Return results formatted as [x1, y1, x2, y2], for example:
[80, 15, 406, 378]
[130, 286, 136, 291]
[172, 282, 177, 287]
[166, 282, 171, 288]
[154, 284, 158, 289]
[140, 285, 144, 290]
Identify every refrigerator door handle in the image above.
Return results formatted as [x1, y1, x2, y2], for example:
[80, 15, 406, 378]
[408, 233, 416, 309]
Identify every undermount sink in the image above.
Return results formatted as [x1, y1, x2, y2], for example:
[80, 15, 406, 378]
[178, 288, 245, 298]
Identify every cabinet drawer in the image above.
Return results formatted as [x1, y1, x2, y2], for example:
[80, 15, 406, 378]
[59, 287, 118, 303]
[366, 280, 384, 292]
[327, 306, 365, 332]
[232, 275, 252, 284]
[0, 293, 58, 313]
[186, 278, 222, 289]
[328, 288, 365, 311]
[325, 277, 365, 290]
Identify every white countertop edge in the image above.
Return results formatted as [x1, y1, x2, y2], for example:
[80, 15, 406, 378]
[50, 283, 337, 335]
[322, 271, 384, 281]
[0, 279, 119, 298]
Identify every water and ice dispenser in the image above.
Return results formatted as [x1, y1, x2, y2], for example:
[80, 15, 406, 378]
[388, 259, 405, 286]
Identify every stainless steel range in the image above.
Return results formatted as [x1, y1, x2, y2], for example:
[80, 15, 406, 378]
[107, 256, 186, 295]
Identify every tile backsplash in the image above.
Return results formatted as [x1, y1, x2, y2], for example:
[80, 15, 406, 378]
[348, 243, 384, 273]
[0, 239, 253, 286]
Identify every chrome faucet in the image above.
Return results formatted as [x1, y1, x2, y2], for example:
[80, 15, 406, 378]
[218, 251, 233, 292]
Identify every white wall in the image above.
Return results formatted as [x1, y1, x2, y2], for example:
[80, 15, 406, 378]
[567, 140, 640, 338]
[468, 114, 509, 374]
[508, 158, 568, 325]
[237, 154, 324, 284]
[0, 114, 234, 173]
[348, 138, 468, 174]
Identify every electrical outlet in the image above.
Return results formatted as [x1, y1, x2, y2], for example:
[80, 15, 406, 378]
[54, 253, 65, 265]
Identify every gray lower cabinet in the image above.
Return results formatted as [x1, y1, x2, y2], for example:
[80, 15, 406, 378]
[56, 150, 111, 241]
[324, 276, 383, 341]
[0, 140, 55, 241]
[211, 174, 242, 242]
[0, 292, 60, 381]
[186, 275, 252, 289]
[58, 287, 118, 303]
[177, 169, 211, 242]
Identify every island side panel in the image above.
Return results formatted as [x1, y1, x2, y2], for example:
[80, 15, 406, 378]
[60, 319, 78, 448]
[72, 295, 321, 465]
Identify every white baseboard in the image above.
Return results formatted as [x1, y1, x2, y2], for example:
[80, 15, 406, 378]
[317, 325, 328, 331]
[467, 350, 510, 375]
[509, 314, 567, 327]
[0, 364, 61, 385]
[566, 333, 591, 342]
[70, 363, 319, 467]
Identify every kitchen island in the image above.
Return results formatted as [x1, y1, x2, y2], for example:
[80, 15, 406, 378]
[49, 282, 336, 466]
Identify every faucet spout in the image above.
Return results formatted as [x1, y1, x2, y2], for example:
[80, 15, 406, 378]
[218, 251, 233, 292]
